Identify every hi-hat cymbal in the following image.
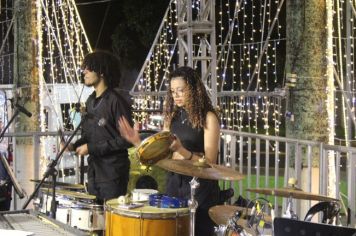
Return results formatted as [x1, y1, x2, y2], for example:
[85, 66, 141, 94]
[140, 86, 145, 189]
[31, 179, 85, 190]
[40, 188, 96, 200]
[246, 187, 339, 202]
[156, 159, 244, 181]
[209, 205, 272, 225]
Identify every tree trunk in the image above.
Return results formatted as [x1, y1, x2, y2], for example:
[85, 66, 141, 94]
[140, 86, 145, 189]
[13, 0, 40, 209]
[285, 0, 334, 218]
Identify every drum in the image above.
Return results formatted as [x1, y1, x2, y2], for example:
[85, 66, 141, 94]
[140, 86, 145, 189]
[70, 202, 105, 231]
[105, 199, 190, 236]
[136, 131, 174, 165]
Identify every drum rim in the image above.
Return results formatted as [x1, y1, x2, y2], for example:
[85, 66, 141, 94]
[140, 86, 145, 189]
[105, 205, 190, 219]
[136, 131, 173, 164]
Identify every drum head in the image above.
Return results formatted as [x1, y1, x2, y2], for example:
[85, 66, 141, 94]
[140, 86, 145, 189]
[136, 131, 173, 165]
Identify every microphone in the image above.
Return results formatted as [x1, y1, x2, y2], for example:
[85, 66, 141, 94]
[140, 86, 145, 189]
[15, 103, 32, 117]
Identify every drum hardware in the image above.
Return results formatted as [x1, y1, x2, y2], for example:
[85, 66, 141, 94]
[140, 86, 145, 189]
[155, 158, 244, 236]
[209, 205, 273, 236]
[31, 179, 86, 190]
[246, 179, 338, 221]
[22, 114, 87, 219]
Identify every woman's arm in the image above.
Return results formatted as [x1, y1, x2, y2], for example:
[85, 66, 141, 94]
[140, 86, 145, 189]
[202, 111, 220, 164]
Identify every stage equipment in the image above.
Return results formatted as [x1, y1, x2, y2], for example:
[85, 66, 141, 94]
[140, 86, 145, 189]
[136, 131, 174, 165]
[209, 205, 273, 236]
[246, 187, 339, 202]
[0, 210, 87, 236]
[22, 113, 89, 219]
[30, 179, 85, 190]
[209, 205, 272, 226]
[156, 158, 244, 236]
[105, 198, 190, 236]
[274, 217, 356, 236]
[246, 186, 339, 220]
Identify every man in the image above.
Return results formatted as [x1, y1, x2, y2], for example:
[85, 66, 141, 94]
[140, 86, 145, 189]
[69, 50, 133, 203]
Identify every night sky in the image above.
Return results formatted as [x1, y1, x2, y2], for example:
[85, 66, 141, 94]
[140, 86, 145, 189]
[75, 0, 122, 50]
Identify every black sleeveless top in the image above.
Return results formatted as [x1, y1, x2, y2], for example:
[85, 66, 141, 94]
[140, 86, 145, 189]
[165, 108, 219, 209]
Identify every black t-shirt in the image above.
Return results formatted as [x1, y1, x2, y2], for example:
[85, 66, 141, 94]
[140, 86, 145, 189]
[74, 88, 133, 183]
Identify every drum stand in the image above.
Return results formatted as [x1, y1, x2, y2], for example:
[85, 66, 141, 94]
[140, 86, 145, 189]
[189, 177, 199, 236]
[283, 196, 298, 219]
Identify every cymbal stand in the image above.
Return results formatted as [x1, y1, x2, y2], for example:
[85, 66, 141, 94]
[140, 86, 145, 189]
[189, 177, 199, 236]
[283, 195, 298, 219]
[228, 211, 248, 236]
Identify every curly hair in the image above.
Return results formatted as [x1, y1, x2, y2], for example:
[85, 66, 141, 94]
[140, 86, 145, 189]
[81, 50, 121, 88]
[163, 66, 219, 129]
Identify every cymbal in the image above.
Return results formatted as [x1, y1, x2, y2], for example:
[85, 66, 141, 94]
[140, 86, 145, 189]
[209, 205, 272, 225]
[209, 205, 273, 236]
[156, 159, 244, 181]
[40, 188, 96, 200]
[246, 187, 339, 202]
[31, 179, 85, 190]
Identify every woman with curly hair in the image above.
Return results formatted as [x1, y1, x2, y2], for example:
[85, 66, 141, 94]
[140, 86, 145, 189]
[119, 66, 220, 235]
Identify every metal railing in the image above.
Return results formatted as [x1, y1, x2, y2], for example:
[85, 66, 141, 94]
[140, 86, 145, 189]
[5, 129, 356, 225]
[220, 129, 356, 225]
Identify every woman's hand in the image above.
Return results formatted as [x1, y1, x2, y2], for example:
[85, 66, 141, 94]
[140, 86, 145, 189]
[118, 116, 141, 147]
[169, 135, 183, 153]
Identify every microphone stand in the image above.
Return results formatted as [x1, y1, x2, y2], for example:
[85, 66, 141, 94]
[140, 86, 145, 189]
[22, 115, 86, 219]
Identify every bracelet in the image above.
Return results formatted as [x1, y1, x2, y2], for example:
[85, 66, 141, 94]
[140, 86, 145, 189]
[187, 151, 193, 160]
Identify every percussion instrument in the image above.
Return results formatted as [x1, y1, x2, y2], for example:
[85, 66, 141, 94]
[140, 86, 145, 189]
[136, 131, 174, 165]
[209, 205, 273, 236]
[30, 179, 85, 190]
[209, 205, 271, 226]
[0, 210, 87, 236]
[70, 202, 105, 231]
[156, 159, 245, 180]
[105, 198, 190, 236]
[246, 187, 339, 202]
[40, 188, 96, 200]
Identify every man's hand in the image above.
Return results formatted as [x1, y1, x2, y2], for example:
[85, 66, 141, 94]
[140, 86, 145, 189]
[76, 144, 88, 156]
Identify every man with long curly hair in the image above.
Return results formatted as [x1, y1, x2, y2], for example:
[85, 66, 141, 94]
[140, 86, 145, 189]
[119, 66, 220, 235]
[68, 50, 133, 203]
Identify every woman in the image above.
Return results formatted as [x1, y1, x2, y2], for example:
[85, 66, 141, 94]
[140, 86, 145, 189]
[119, 66, 220, 235]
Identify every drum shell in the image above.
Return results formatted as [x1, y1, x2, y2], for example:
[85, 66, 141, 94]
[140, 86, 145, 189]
[105, 199, 190, 236]
[70, 203, 105, 231]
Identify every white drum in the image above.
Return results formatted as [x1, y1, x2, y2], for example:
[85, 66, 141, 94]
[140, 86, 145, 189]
[131, 189, 158, 202]
[70, 202, 105, 231]
[56, 205, 71, 225]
